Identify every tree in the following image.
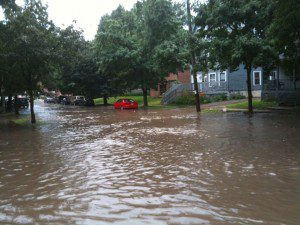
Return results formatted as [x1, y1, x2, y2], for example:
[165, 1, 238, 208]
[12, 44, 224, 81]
[268, 0, 300, 86]
[1, 1, 26, 113]
[55, 25, 88, 94]
[94, 6, 137, 103]
[68, 43, 108, 103]
[187, 0, 201, 112]
[95, 1, 187, 107]
[7, 0, 58, 123]
[195, 0, 276, 113]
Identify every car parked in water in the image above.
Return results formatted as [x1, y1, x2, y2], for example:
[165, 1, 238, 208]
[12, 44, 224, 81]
[14, 96, 29, 109]
[58, 95, 71, 105]
[83, 97, 95, 106]
[114, 98, 138, 110]
[73, 96, 86, 106]
[44, 97, 56, 104]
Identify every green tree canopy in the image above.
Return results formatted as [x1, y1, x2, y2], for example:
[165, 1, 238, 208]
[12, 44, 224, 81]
[95, 0, 188, 107]
[195, 0, 276, 112]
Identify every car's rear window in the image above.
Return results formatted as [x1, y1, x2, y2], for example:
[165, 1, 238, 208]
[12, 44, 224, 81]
[123, 99, 135, 103]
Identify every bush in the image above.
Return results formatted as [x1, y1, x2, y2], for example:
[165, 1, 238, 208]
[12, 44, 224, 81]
[229, 93, 246, 100]
[173, 92, 195, 105]
[173, 92, 212, 105]
[210, 93, 228, 102]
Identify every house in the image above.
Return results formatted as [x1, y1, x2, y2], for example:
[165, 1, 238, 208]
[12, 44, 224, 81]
[192, 64, 263, 98]
[150, 70, 191, 98]
[160, 65, 265, 104]
[262, 65, 300, 106]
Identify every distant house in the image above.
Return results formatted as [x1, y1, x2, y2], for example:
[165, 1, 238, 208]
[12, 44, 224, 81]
[160, 63, 300, 105]
[262, 65, 300, 106]
[150, 70, 191, 98]
[192, 64, 264, 98]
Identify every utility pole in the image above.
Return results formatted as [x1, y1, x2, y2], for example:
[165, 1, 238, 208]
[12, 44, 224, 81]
[187, 0, 201, 112]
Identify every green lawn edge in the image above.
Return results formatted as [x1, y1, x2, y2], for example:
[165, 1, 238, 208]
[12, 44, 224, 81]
[226, 100, 278, 110]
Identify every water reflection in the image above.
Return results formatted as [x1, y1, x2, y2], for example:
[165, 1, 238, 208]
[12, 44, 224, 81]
[0, 101, 299, 224]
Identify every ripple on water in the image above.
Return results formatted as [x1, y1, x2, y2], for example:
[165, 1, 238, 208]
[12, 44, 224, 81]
[0, 103, 299, 224]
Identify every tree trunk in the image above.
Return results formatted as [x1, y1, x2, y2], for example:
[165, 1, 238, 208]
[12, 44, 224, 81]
[103, 96, 108, 106]
[293, 66, 296, 90]
[0, 91, 4, 111]
[0, 76, 4, 111]
[246, 67, 253, 113]
[187, 0, 201, 112]
[29, 93, 36, 124]
[192, 71, 201, 112]
[142, 86, 148, 107]
[14, 95, 19, 115]
[6, 94, 12, 112]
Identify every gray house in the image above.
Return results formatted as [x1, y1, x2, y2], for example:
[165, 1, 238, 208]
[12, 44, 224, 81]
[191, 64, 264, 97]
[262, 66, 300, 106]
[161, 65, 265, 104]
[161, 62, 299, 105]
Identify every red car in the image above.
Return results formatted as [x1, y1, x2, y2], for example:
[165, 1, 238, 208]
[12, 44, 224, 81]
[114, 98, 138, 110]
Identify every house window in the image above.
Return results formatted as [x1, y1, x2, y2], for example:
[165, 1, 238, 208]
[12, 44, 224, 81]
[219, 71, 226, 82]
[197, 72, 202, 82]
[269, 71, 276, 81]
[209, 73, 216, 87]
[253, 71, 261, 85]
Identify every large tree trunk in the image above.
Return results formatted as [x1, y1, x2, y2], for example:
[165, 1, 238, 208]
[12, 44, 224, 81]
[246, 67, 253, 113]
[29, 93, 36, 124]
[187, 0, 201, 112]
[14, 95, 19, 115]
[142, 86, 148, 107]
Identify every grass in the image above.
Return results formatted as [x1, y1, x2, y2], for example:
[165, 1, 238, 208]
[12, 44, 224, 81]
[0, 113, 47, 127]
[226, 100, 278, 110]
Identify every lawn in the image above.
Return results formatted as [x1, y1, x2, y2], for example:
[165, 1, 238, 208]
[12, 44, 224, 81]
[226, 100, 278, 109]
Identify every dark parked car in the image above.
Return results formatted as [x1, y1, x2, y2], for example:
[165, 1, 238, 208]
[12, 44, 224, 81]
[14, 96, 29, 109]
[73, 96, 86, 106]
[58, 95, 71, 105]
[84, 97, 95, 106]
[44, 97, 56, 104]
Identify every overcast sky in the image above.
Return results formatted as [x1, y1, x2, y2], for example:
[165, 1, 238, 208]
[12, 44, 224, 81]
[1, 0, 193, 41]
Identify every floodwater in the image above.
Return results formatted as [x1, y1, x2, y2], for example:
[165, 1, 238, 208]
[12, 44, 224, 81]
[0, 101, 299, 225]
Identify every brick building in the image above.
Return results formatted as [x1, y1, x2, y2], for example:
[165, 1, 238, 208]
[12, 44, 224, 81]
[150, 70, 191, 98]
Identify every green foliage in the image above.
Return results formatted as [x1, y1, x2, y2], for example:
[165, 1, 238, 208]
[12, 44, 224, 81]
[173, 92, 214, 105]
[195, 0, 277, 112]
[228, 93, 246, 100]
[268, 0, 300, 77]
[210, 93, 227, 102]
[196, 0, 277, 71]
[94, 1, 188, 106]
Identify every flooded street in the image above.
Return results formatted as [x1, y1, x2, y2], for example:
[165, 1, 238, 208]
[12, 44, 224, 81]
[0, 102, 299, 225]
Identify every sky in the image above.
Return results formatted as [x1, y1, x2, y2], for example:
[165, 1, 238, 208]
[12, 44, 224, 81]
[1, 0, 191, 41]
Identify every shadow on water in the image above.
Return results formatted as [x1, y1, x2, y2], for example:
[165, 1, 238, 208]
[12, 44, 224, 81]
[0, 101, 299, 224]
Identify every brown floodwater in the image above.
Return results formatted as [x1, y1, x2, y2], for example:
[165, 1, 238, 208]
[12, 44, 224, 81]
[0, 101, 299, 225]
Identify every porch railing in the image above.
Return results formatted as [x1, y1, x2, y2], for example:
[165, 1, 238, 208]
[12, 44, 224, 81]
[161, 83, 193, 104]
[263, 79, 300, 91]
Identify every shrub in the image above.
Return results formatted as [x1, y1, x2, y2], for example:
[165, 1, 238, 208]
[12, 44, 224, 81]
[173, 92, 212, 105]
[173, 92, 195, 105]
[210, 93, 228, 102]
[229, 93, 246, 100]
